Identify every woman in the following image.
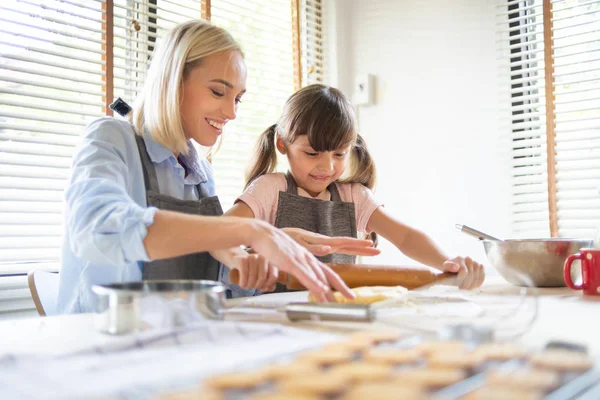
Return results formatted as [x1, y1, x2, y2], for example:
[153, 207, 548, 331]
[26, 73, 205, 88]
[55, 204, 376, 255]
[57, 20, 376, 313]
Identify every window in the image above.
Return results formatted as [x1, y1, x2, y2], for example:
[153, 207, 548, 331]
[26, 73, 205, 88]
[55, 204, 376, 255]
[0, 0, 327, 316]
[0, 0, 104, 315]
[210, 0, 296, 208]
[497, 0, 600, 239]
[210, 0, 329, 208]
[300, 0, 328, 86]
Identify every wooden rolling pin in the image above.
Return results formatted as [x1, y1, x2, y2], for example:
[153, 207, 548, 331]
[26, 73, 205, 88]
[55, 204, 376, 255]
[228, 263, 456, 290]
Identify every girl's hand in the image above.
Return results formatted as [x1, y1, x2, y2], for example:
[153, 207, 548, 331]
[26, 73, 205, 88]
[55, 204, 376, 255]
[281, 227, 380, 257]
[442, 256, 485, 290]
[246, 221, 355, 302]
[211, 248, 278, 292]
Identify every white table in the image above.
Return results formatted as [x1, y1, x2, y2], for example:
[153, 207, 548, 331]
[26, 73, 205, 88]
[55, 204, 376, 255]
[1, 277, 599, 399]
[1, 277, 598, 356]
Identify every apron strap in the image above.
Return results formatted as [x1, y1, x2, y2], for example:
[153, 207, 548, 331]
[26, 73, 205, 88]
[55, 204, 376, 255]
[136, 133, 211, 199]
[284, 172, 299, 195]
[196, 181, 210, 198]
[134, 134, 161, 193]
[285, 171, 342, 201]
[327, 181, 343, 202]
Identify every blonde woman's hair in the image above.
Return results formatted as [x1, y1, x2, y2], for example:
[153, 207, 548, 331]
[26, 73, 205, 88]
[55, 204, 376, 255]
[132, 20, 242, 155]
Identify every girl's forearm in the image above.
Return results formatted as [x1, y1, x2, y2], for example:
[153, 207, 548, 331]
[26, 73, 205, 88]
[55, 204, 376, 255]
[368, 208, 449, 270]
[396, 229, 450, 270]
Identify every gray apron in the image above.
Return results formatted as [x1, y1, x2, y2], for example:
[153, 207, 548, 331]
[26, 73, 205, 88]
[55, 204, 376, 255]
[134, 135, 222, 282]
[271, 172, 357, 292]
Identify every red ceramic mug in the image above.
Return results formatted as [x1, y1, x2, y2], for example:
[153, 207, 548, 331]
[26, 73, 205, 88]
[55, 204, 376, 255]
[564, 248, 600, 296]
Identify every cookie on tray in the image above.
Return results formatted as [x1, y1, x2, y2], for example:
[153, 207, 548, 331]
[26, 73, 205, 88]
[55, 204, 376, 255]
[261, 362, 322, 380]
[428, 351, 484, 369]
[297, 347, 355, 366]
[364, 347, 423, 364]
[328, 361, 393, 383]
[251, 392, 320, 400]
[396, 367, 467, 388]
[278, 373, 348, 396]
[529, 349, 593, 371]
[415, 340, 466, 356]
[322, 337, 375, 353]
[342, 382, 426, 400]
[204, 370, 268, 390]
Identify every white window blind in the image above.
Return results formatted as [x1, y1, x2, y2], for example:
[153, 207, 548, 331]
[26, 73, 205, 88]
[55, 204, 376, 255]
[0, 0, 204, 314]
[0, 0, 106, 274]
[300, 0, 328, 85]
[497, 0, 600, 239]
[497, 0, 550, 238]
[0, 0, 105, 314]
[112, 0, 205, 105]
[553, 0, 600, 238]
[210, 0, 296, 209]
[0, 0, 204, 273]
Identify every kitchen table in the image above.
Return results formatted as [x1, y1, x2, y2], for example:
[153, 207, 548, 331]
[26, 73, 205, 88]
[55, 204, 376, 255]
[1, 277, 598, 399]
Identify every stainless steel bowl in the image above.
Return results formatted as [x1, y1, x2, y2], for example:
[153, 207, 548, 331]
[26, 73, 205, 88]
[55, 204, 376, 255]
[482, 239, 593, 287]
[92, 280, 226, 334]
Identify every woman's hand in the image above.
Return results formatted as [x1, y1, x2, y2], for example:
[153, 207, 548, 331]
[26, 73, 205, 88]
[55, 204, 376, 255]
[211, 248, 278, 292]
[442, 256, 485, 289]
[281, 227, 380, 257]
[245, 221, 355, 302]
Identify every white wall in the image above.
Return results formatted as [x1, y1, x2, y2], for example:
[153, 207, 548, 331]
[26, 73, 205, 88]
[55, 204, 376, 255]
[331, 0, 511, 269]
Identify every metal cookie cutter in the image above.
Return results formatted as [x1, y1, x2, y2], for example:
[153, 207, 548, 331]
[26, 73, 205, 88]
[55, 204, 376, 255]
[92, 280, 375, 335]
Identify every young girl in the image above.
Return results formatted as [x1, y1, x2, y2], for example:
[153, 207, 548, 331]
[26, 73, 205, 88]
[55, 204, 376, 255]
[226, 84, 485, 291]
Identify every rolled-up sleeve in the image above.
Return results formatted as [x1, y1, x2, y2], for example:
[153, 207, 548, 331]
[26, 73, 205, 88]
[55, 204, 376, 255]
[236, 173, 286, 224]
[66, 118, 157, 266]
[350, 183, 383, 234]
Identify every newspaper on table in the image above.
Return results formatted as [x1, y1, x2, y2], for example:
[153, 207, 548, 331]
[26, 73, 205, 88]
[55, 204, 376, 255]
[0, 319, 340, 400]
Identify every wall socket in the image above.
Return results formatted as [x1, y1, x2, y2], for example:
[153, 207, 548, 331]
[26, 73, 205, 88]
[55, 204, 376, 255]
[354, 74, 375, 106]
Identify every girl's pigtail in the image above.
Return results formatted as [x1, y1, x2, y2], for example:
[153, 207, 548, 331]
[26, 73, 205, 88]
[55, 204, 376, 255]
[245, 124, 278, 188]
[350, 134, 376, 190]
[345, 134, 378, 246]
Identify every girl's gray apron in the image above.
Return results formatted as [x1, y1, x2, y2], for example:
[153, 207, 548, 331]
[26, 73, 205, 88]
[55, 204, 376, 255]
[271, 172, 357, 292]
[135, 135, 252, 297]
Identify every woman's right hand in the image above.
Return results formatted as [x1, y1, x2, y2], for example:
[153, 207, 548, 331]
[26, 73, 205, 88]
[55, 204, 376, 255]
[211, 247, 278, 292]
[244, 220, 355, 302]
